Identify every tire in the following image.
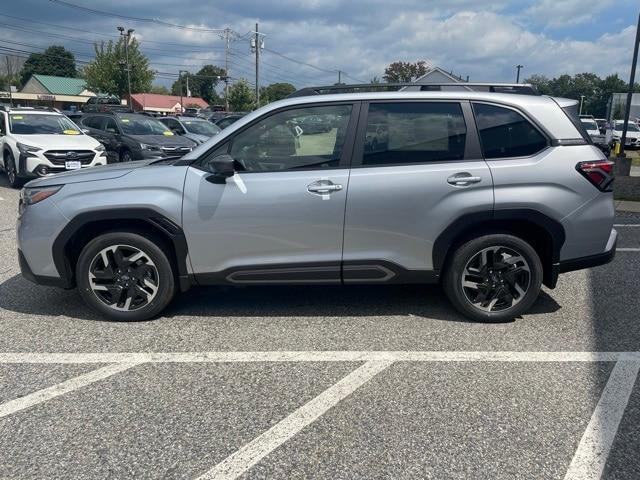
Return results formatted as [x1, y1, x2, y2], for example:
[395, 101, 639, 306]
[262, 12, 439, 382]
[119, 149, 133, 162]
[76, 232, 176, 321]
[442, 234, 543, 322]
[4, 152, 23, 188]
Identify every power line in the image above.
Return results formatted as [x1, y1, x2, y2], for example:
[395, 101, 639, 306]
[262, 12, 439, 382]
[49, 0, 228, 33]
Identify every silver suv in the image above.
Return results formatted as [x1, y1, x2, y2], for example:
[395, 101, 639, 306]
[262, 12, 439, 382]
[15, 83, 617, 322]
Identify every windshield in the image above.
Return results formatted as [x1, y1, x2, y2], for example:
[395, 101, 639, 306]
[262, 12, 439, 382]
[182, 119, 220, 136]
[8, 113, 82, 135]
[615, 122, 640, 132]
[117, 114, 173, 135]
[580, 120, 598, 131]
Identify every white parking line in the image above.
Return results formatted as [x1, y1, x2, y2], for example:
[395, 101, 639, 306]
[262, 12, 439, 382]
[617, 248, 640, 252]
[1, 350, 639, 364]
[564, 360, 640, 480]
[198, 360, 393, 480]
[0, 362, 141, 419]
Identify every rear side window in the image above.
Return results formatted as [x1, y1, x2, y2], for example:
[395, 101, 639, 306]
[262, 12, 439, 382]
[363, 102, 466, 166]
[561, 102, 592, 144]
[473, 103, 547, 158]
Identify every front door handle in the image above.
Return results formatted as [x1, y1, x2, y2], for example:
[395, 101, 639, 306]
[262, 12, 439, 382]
[447, 173, 482, 186]
[307, 180, 343, 195]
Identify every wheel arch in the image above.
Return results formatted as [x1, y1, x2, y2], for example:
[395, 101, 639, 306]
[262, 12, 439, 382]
[433, 209, 566, 289]
[52, 208, 191, 291]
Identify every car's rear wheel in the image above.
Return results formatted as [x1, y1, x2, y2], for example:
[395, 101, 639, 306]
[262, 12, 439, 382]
[443, 234, 543, 322]
[4, 152, 23, 188]
[76, 232, 175, 321]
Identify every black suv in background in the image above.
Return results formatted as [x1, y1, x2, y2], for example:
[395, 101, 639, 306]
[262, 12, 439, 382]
[80, 112, 196, 162]
[81, 95, 129, 113]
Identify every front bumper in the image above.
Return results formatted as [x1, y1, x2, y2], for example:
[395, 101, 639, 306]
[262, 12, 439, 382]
[18, 249, 70, 288]
[19, 151, 107, 177]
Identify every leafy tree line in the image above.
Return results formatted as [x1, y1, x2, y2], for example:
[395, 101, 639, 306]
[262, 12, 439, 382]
[524, 73, 640, 117]
[7, 43, 295, 111]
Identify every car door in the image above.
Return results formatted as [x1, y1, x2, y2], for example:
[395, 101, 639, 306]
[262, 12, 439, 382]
[342, 100, 494, 281]
[182, 102, 359, 284]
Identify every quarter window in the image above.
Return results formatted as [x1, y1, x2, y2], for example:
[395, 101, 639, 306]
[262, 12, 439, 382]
[473, 103, 547, 158]
[229, 105, 352, 172]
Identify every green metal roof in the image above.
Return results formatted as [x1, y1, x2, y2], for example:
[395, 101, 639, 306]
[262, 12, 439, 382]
[32, 74, 87, 95]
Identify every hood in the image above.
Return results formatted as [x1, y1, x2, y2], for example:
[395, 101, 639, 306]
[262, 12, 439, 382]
[12, 134, 101, 150]
[183, 133, 210, 145]
[125, 134, 196, 147]
[25, 159, 156, 188]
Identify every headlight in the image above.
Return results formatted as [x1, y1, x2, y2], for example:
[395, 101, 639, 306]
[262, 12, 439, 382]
[17, 142, 41, 156]
[140, 143, 161, 151]
[20, 185, 63, 207]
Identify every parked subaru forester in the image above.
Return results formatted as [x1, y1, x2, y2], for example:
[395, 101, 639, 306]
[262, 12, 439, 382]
[15, 83, 617, 322]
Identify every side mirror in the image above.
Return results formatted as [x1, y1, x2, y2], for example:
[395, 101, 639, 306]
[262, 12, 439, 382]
[205, 154, 235, 184]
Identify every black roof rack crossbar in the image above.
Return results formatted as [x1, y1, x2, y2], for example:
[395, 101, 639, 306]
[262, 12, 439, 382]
[288, 82, 540, 98]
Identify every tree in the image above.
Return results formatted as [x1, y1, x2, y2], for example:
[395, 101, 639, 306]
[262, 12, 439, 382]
[259, 82, 295, 104]
[524, 72, 639, 117]
[383, 61, 428, 83]
[0, 54, 24, 89]
[83, 38, 154, 97]
[19, 46, 77, 85]
[171, 64, 226, 104]
[226, 79, 255, 111]
[149, 84, 170, 95]
[370, 76, 381, 84]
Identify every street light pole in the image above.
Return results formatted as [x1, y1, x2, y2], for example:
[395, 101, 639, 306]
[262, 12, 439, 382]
[579, 95, 585, 115]
[515, 64, 523, 83]
[619, 12, 640, 161]
[118, 27, 134, 107]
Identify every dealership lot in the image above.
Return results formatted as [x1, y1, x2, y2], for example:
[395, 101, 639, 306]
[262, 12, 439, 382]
[1, 177, 640, 479]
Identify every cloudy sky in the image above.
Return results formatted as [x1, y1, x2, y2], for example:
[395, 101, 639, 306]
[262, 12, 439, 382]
[1, 0, 639, 89]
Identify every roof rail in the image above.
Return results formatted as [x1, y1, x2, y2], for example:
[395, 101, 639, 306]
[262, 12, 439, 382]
[288, 82, 540, 98]
[0, 105, 59, 113]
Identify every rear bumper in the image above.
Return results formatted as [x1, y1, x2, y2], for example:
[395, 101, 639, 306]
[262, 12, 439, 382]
[546, 229, 616, 288]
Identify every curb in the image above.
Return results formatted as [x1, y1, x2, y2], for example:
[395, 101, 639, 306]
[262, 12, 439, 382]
[616, 200, 640, 213]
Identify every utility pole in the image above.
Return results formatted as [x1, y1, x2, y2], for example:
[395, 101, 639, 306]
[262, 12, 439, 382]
[337, 70, 342, 84]
[251, 23, 265, 106]
[579, 95, 585, 115]
[178, 70, 188, 114]
[5, 57, 13, 107]
[224, 27, 231, 111]
[619, 12, 640, 162]
[515, 64, 523, 83]
[118, 27, 134, 106]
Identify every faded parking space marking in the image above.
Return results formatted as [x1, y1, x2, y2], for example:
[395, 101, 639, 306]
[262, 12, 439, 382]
[617, 248, 640, 252]
[199, 360, 393, 480]
[565, 360, 640, 480]
[0, 362, 140, 418]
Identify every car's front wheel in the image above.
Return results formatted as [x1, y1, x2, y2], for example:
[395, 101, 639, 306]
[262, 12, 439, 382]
[76, 232, 176, 321]
[443, 234, 543, 322]
[4, 152, 23, 188]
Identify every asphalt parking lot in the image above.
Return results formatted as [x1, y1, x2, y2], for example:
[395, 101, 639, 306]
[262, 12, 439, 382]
[1, 175, 640, 479]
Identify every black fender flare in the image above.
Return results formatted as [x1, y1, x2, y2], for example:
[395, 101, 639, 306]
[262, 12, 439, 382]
[52, 208, 190, 290]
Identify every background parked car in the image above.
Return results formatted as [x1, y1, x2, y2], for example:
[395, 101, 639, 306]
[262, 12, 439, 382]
[159, 116, 221, 145]
[0, 107, 106, 187]
[215, 114, 245, 129]
[81, 95, 129, 113]
[613, 120, 640, 149]
[79, 111, 195, 162]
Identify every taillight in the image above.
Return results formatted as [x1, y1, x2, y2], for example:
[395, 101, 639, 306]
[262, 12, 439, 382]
[576, 160, 614, 192]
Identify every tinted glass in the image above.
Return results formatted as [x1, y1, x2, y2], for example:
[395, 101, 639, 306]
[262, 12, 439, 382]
[81, 116, 103, 129]
[104, 118, 118, 133]
[229, 104, 352, 172]
[363, 102, 466, 166]
[182, 119, 220, 136]
[474, 103, 547, 158]
[116, 114, 172, 135]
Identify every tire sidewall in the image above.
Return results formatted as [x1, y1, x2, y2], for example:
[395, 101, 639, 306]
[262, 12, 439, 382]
[443, 234, 543, 323]
[76, 232, 175, 321]
[120, 149, 133, 162]
[5, 152, 21, 188]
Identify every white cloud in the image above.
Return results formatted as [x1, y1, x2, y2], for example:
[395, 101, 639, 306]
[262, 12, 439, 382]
[524, 0, 614, 28]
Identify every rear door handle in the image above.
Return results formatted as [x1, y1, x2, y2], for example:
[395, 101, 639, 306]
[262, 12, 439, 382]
[308, 180, 343, 194]
[447, 173, 482, 186]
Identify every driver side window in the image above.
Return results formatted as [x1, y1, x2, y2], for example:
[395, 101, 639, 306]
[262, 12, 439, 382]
[229, 104, 352, 172]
